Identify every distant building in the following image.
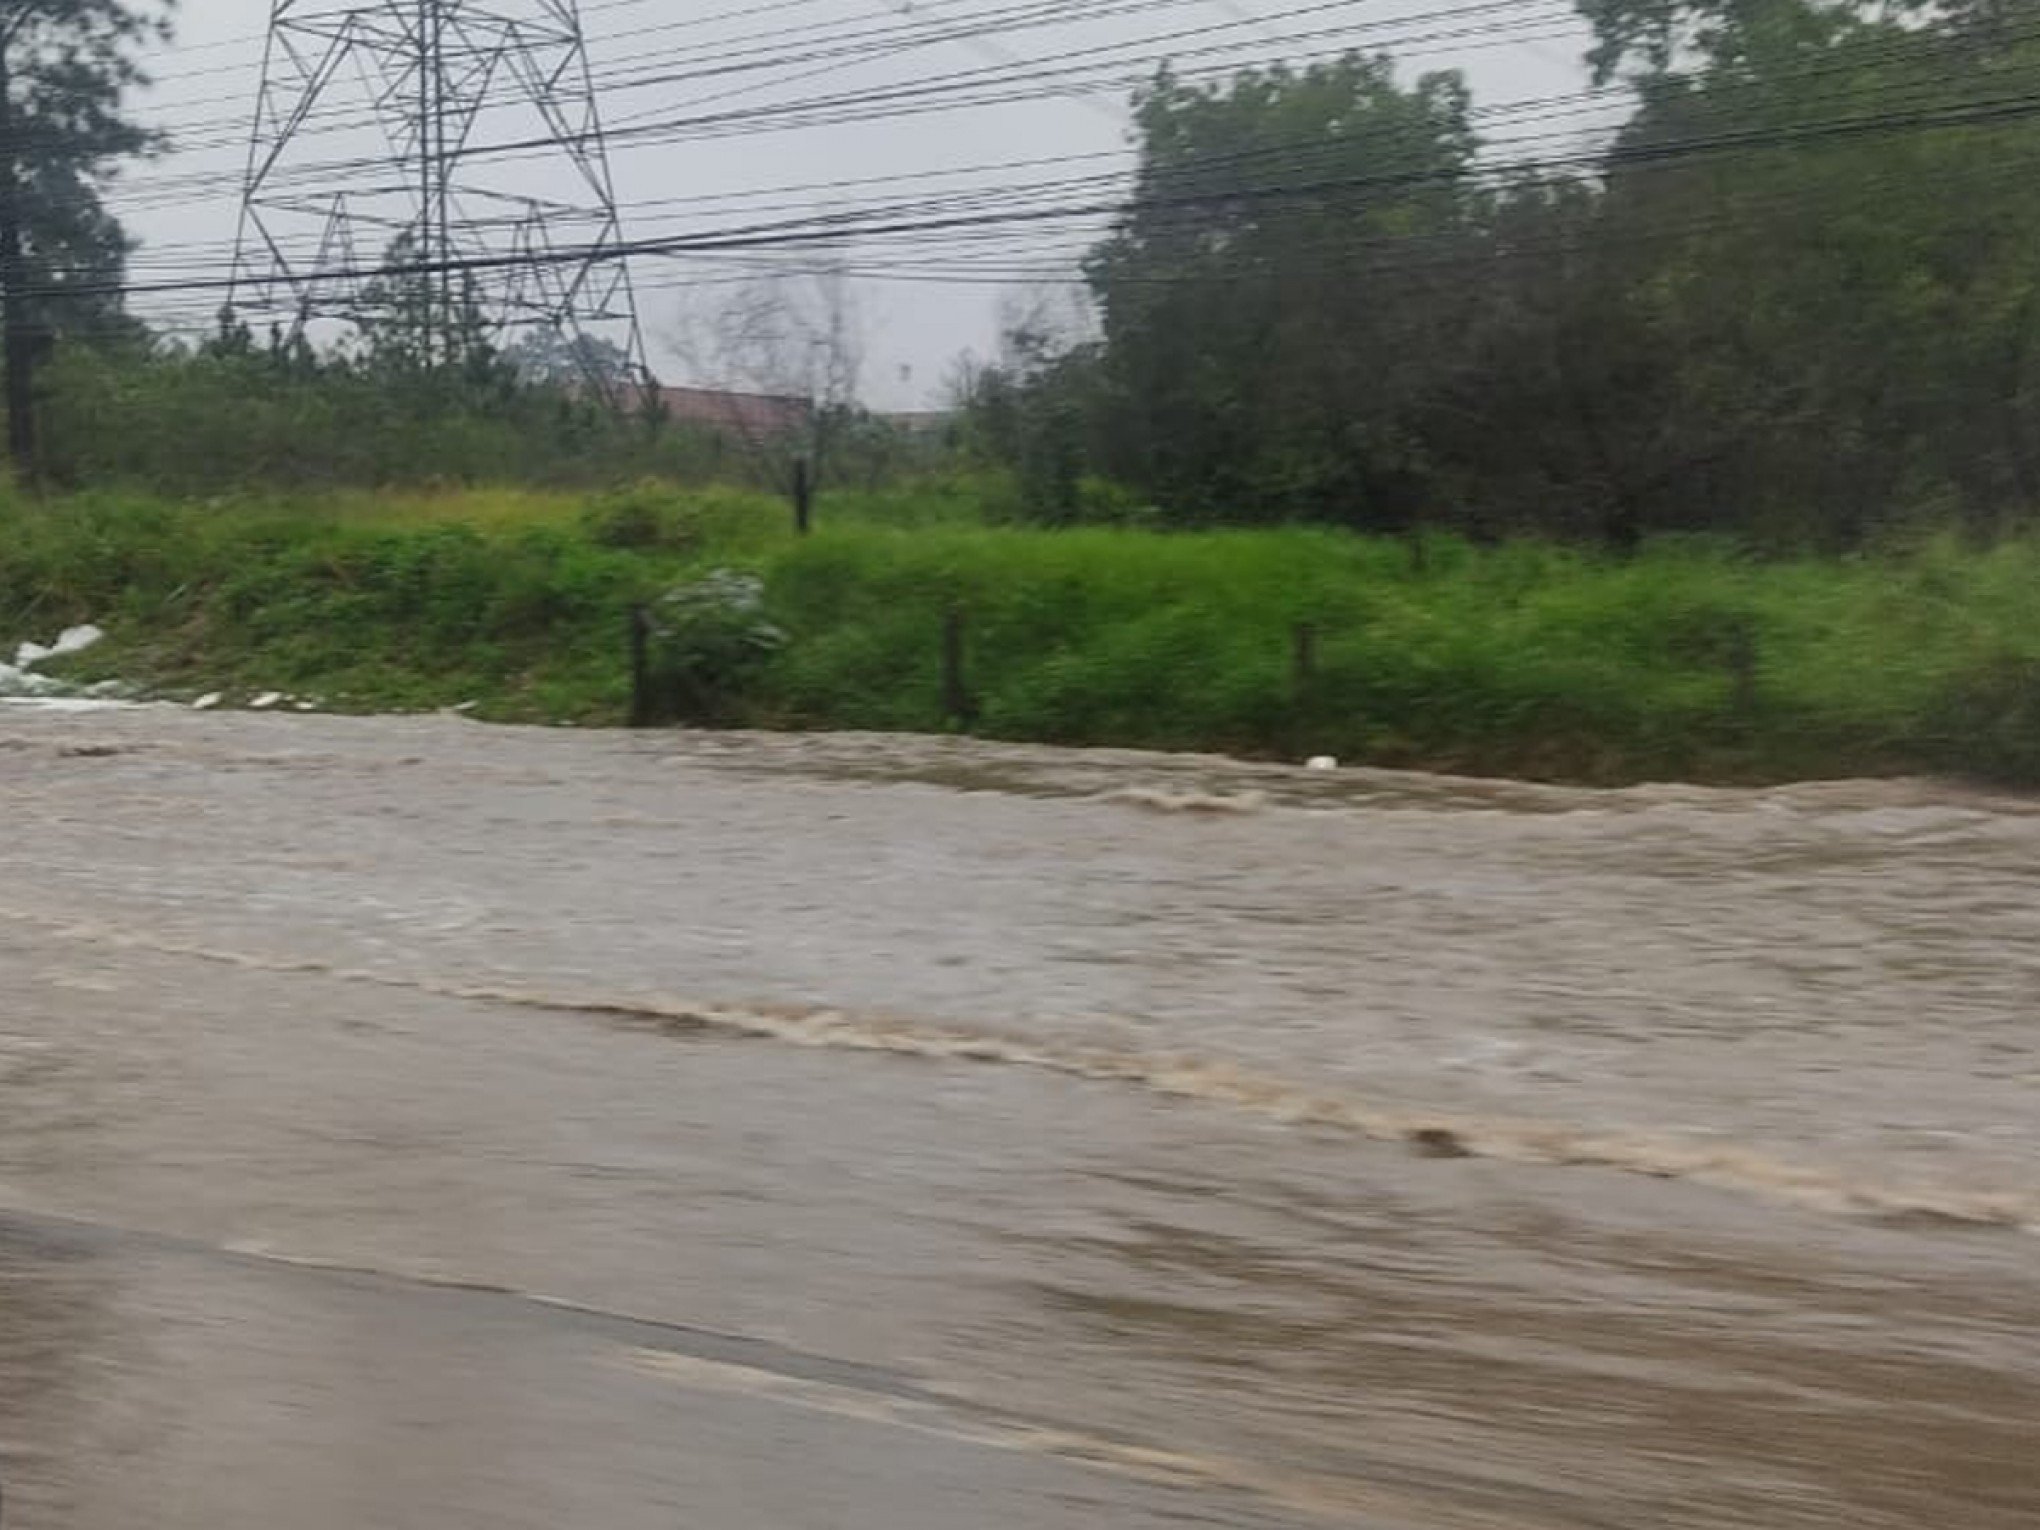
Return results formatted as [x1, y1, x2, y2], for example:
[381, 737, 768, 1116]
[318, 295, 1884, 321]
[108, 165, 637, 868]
[874, 410, 955, 438]
[654, 385, 811, 438]
[640, 385, 952, 443]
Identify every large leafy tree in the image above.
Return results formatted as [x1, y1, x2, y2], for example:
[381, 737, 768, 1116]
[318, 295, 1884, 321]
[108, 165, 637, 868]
[2, 0, 172, 480]
[1, 0, 172, 333]
[1083, 55, 1482, 526]
[1569, 0, 2040, 542]
[962, 0, 2040, 547]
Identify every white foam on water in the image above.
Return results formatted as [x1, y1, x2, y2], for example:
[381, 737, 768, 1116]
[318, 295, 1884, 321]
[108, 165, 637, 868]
[0, 695, 142, 713]
[0, 662, 61, 698]
[5, 620, 110, 701]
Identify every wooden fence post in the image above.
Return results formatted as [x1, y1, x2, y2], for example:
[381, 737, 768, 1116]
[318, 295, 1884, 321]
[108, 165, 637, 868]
[1727, 620, 1758, 719]
[792, 457, 813, 536]
[628, 604, 652, 727]
[942, 608, 974, 726]
[1291, 621, 1318, 695]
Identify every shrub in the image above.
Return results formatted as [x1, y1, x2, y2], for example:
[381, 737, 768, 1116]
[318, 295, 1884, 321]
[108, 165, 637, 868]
[642, 569, 786, 724]
[582, 484, 699, 552]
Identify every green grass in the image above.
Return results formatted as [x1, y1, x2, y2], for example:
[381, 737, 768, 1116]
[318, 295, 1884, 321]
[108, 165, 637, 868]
[6, 480, 2040, 784]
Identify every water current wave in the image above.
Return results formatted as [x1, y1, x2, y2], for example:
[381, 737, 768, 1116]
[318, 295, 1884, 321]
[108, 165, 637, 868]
[3, 900, 2029, 1234]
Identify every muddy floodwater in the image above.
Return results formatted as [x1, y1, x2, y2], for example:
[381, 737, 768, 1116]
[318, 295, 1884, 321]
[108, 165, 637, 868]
[0, 706, 2035, 1527]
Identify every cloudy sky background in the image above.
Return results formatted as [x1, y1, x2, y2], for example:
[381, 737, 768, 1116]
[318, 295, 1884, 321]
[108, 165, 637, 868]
[115, 0, 1612, 407]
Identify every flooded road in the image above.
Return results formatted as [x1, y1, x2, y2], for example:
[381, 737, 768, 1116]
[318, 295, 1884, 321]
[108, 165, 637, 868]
[1, 707, 2036, 1527]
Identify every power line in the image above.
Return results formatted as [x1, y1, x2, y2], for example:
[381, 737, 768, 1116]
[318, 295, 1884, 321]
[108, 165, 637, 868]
[10, 0, 2034, 371]
[74, 0, 2014, 192]
[71, 0, 2026, 178]
[111, 0, 1576, 161]
[41, 79, 2037, 313]
[71, 28, 2040, 302]
[41, 124, 2040, 352]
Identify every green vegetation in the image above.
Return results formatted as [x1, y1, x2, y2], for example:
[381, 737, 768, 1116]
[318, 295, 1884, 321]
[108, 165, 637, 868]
[35, 330, 945, 497]
[962, 0, 2040, 549]
[11, 481, 2040, 786]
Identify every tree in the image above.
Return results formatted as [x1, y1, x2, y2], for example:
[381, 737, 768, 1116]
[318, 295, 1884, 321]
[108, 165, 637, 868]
[503, 327, 639, 392]
[1081, 55, 1483, 525]
[1565, 0, 2040, 543]
[351, 231, 507, 389]
[0, 0, 173, 482]
[951, 284, 1106, 521]
[1573, 0, 1867, 83]
[669, 263, 865, 516]
[951, 2, 2040, 549]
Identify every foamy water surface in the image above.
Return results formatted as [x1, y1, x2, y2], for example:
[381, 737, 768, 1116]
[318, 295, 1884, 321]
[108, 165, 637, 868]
[1, 710, 2036, 1527]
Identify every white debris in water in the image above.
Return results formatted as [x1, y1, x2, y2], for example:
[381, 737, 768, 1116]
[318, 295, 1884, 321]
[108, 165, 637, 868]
[1306, 755, 1339, 771]
[192, 692, 223, 710]
[293, 700, 317, 712]
[5, 622, 110, 700]
[14, 625, 105, 669]
[0, 661, 61, 698]
[249, 691, 285, 710]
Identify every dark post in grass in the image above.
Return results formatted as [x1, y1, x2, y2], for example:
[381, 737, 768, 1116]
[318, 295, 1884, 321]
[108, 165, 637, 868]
[1727, 619, 1758, 720]
[792, 456, 814, 536]
[941, 608, 975, 728]
[1291, 621, 1318, 695]
[628, 604, 653, 727]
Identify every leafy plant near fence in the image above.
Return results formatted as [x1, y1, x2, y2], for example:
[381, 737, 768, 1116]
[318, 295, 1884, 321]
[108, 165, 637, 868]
[637, 570, 786, 725]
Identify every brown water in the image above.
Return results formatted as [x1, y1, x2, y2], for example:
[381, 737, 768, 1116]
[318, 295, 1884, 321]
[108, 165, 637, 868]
[0, 706, 2035, 1527]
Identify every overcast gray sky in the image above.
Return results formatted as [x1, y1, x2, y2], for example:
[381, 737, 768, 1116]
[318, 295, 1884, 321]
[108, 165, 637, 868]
[124, 0, 1601, 408]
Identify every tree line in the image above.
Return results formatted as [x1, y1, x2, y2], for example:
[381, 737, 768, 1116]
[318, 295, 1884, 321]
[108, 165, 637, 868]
[960, 0, 2040, 549]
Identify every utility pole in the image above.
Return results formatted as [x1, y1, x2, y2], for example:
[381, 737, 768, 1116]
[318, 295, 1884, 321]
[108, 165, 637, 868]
[414, 0, 453, 367]
[0, 2, 39, 488]
[416, 0, 434, 365]
[230, 1, 650, 401]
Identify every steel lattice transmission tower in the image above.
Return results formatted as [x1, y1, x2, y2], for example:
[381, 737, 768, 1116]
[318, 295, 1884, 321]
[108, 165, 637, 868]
[229, 0, 650, 401]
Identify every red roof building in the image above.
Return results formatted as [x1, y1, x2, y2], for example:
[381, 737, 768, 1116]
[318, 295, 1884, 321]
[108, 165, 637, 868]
[656, 385, 812, 437]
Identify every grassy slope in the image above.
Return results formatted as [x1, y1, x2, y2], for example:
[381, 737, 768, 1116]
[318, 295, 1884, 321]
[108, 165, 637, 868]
[4, 482, 2038, 784]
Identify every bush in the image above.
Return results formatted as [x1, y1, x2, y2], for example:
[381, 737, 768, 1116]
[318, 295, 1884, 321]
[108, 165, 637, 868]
[642, 569, 786, 725]
[582, 484, 699, 552]
[1928, 652, 2040, 783]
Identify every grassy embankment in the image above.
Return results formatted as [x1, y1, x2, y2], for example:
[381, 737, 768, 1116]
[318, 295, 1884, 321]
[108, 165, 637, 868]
[4, 480, 2039, 784]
